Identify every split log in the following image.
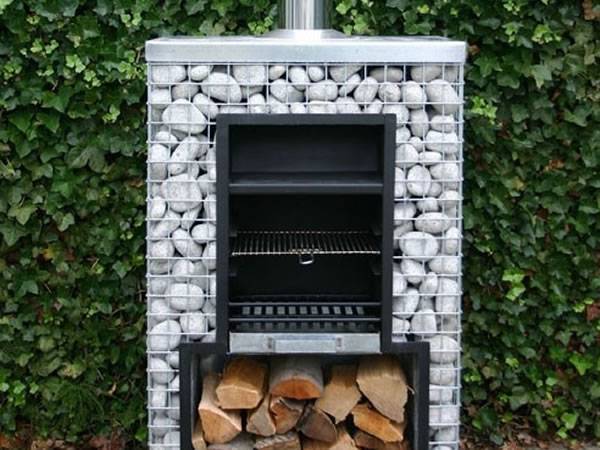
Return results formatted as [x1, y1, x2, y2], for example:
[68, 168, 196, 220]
[216, 357, 267, 409]
[303, 424, 358, 450]
[314, 364, 361, 423]
[269, 357, 323, 400]
[354, 431, 407, 450]
[254, 432, 301, 450]
[198, 372, 242, 444]
[247, 394, 276, 437]
[351, 403, 404, 443]
[192, 418, 207, 450]
[269, 396, 304, 434]
[206, 433, 253, 450]
[297, 404, 337, 443]
[356, 355, 408, 423]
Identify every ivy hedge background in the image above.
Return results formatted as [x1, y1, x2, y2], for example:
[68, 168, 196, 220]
[0, 0, 598, 446]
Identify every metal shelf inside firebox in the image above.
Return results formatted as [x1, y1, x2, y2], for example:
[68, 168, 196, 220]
[230, 230, 380, 257]
[229, 172, 383, 194]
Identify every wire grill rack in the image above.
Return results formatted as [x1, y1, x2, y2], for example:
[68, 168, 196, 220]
[229, 294, 379, 332]
[231, 230, 380, 257]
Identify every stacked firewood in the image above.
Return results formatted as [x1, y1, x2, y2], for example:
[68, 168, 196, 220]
[192, 355, 410, 450]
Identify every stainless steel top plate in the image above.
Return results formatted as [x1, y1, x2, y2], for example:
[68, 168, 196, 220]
[145, 34, 467, 63]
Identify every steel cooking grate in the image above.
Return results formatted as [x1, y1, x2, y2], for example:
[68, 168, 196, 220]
[231, 230, 380, 257]
[229, 294, 379, 332]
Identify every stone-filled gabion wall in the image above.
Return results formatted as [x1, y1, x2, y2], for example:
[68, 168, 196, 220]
[147, 62, 463, 450]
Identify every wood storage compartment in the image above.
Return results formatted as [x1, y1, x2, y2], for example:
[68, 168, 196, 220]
[179, 342, 429, 450]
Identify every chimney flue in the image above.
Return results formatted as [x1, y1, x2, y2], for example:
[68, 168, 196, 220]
[277, 0, 332, 30]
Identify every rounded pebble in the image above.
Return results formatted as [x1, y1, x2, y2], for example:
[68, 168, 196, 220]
[399, 231, 439, 261]
[406, 165, 432, 196]
[201, 72, 242, 103]
[148, 320, 181, 352]
[165, 283, 205, 311]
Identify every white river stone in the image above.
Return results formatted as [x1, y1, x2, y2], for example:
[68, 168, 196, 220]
[382, 104, 409, 126]
[399, 231, 439, 261]
[248, 93, 267, 113]
[180, 312, 208, 337]
[329, 64, 362, 82]
[430, 363, 456, 385]
[167, 353, 179, 369]
[268, 98, 290, 114]
[268, 65, 286, 80]
[394, 168, 406, 198]
[401, 81, 427, 108]
[165, 283, 205, 311]
[338, 73, 362, 97]
[289, 66, 310, 91]
[438, 190, 461, 211]
[149, 299, 176, 323]
[363, 99, 383, 114]
[430, 405, 460, 427]
[270, 79, 304, 103]
[150, 210, 180, 239]
[149, 144, 170, 180]
[190, 65, 211, 81]
[377, 82, 401, 102]
[202, 241, 216, 270]
[415, 212, 452, 234]
[151, 415, 177, 438]
[429, 335, 460, 363]
[425, 130, 459, 154]
[419, 151, 443, 165]
[396, 143, 419, 168]
[148, 239, 174, 261]
[172, 228, 203, 258]
[149, 385, 167, 408]
[162, 99, 207, 135]
[392, 317, 411, 334]
[420, 272, 439, 296]
[149, 88, 171, 107]
[335, 97, 361, 113]
[151, 65, 186, 85]
[149, 196, 167, 219]
[430, 115, 457, 133]
[426, 79, 460, 114]
[409, 109, 429, 138]
[148, 320, 181, 352]
[442, 227, 460, 255]
[353, 77, 379, 103]
[406, 165, 432, 196]
[430, 163, 460, 186]
[394, 202, 416, 225]
[392, 265, 407, 296]
[408, 136, 425, 152]
[307, 65, 325, 82]
[416, 197, 438, 212]
[410, 65, 441, 83]
[396, 126, 411, 144]
[149, 357, 175, 384]
[290, 102, 307, 114]
[411, 309, 437, 337]
[392, 288, 419, 319]
[191, 223, 216, 243]
[232, 64, 267, 86]
[370, 66, 403, 82]
[171, 82, 199, 101]
[220, 105, 247, 114]
[192, 93, 219, 120]
[306, 80, 338, 101]
[429, 256, 460, 275]
[307, 101, 336, 114]
[201, 72, 242, 103]
[393, 223, 414, 250]
[168, 136, 206, 176]
[435, 278, 460, 313]
[161, 173, 203, 212]
[430, 385, 454, 404]
[401, 259, 426, 284]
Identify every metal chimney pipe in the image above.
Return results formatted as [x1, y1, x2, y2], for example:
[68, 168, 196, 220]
[278, 0, 332, 30]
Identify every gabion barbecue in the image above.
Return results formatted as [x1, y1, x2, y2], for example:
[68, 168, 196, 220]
[146, 21, 466, 450]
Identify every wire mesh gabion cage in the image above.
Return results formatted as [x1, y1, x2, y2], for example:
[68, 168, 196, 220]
[146, 35, 466, 449]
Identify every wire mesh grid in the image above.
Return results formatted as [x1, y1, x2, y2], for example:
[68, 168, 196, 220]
[147, 61, 464, 449]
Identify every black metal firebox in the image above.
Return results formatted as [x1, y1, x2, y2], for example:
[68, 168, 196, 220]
[179, 342, 430, 450]
[216, 115, 396, 353]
